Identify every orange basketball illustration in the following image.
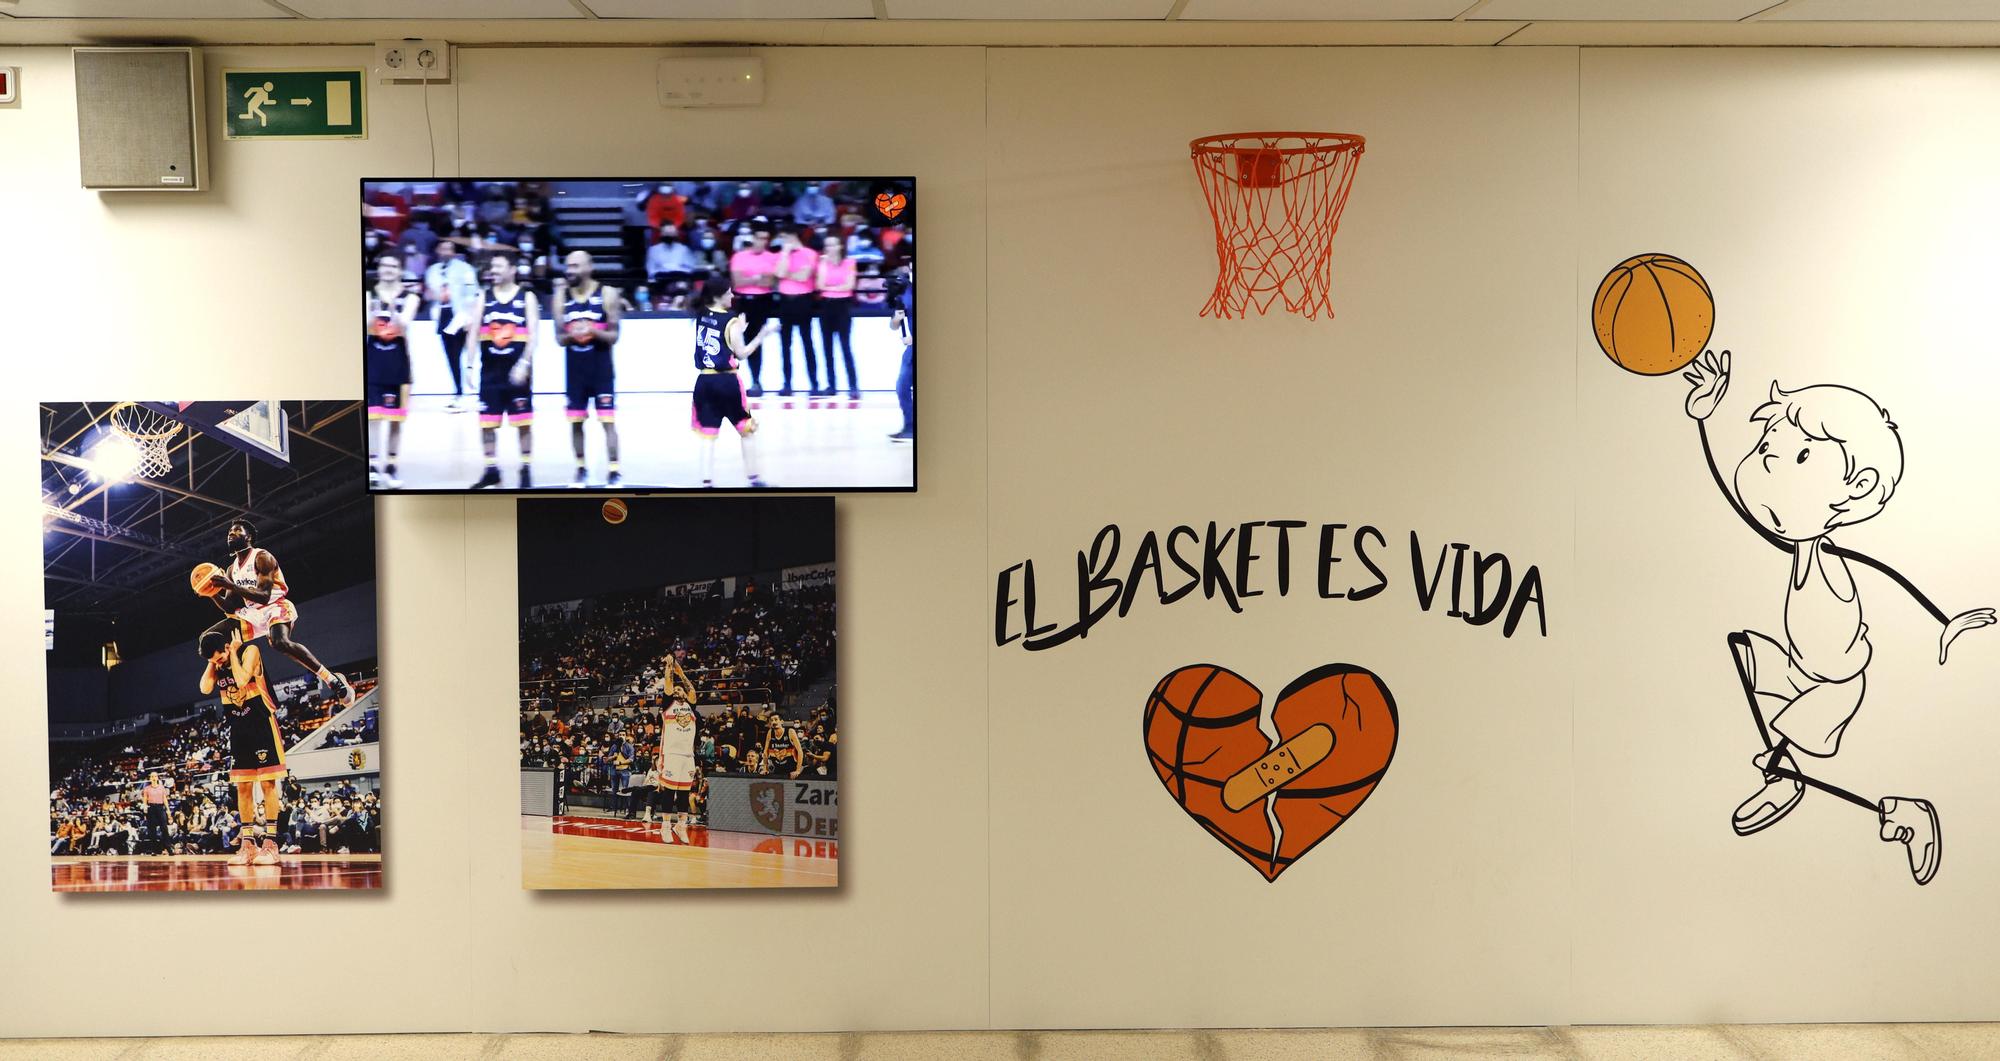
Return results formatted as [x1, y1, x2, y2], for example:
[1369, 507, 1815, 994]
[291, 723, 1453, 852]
[1143, 665, 1275, 875]
[1144, 662, 1398, 882]
[1267, 664, 1398, 875]
[1593, 253, 1714, 376]
[601, 499, 629, 525]
[189, 562, 222, 597]
[874, 192, 907, 220]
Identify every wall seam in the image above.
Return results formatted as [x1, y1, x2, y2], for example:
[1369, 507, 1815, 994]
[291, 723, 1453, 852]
[981, 42, 995, 1035]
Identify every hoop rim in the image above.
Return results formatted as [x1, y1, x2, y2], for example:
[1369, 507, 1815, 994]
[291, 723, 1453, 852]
[1190, 131, 1366, 156]
[109, 402, 185, 442]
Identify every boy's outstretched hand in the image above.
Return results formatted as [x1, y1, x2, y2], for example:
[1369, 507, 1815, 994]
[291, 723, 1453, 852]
[1684, 349, 1731, 421]
[1940, 607, 1996, 664]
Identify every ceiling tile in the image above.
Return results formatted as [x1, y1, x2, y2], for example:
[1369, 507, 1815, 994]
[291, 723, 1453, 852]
[888, 0, 1174, 16]
[283, 0, 580, 17]
[1181, 0, 1477, 19]
[584, 0, 874, 15]
[5, 0, 290, 16]
[1764, 0, 2000, 18]
[1475, 0, 1772, 17]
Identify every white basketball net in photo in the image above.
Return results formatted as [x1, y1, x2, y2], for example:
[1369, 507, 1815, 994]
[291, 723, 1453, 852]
[109, 403, 182, 479]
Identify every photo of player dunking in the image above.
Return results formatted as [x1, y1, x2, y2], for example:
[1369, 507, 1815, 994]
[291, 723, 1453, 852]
[555, 250, 623, 489]
[692, 277, 775, 488]
[472, 251, 541, 489]
[359, 179, 916, 492]
[366, 252, 419, 488]
[199, 626, 286, 866]
[1683, 350, 1995, 885]
[199, 519, 355, 708]
[44, 400, 385, 892]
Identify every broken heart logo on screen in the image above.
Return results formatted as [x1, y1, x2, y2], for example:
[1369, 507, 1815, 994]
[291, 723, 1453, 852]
[1142, 663, 1397, 882]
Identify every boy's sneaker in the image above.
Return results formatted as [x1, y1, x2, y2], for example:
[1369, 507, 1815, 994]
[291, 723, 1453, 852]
[228, 840, 257, 867]
[1880, 797, 1941, 885]
[1732, 750, 1803, 836]
[254, 840, 280, 866]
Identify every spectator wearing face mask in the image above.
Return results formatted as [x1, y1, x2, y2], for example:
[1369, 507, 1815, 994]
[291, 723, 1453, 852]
[793, 183, 836, 227]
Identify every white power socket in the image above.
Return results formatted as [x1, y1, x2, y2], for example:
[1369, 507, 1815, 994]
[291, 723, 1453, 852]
[657, 56, 764, 108]
[374, 39, 450, 84]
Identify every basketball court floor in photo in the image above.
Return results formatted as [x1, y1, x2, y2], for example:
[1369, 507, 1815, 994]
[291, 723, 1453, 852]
[521, 814, 838, 889]
[51, 853, 383, 893]
[384, 391, 911, 491]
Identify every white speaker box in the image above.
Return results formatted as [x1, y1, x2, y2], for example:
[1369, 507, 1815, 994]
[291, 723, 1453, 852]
[73, 47, 205, 192]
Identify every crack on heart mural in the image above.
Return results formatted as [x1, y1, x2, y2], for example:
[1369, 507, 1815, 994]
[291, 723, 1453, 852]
[1141, 663, 1397, 882]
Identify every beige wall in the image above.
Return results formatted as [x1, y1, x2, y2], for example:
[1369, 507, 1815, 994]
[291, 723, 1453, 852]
[1, 40, 1997, 1036]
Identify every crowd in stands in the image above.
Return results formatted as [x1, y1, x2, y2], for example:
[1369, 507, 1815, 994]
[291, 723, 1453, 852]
[518, 578, 839, 816]
[48, 667, 382, 856]
[363, 179, 912, 314]
[521, 582, 833, 710]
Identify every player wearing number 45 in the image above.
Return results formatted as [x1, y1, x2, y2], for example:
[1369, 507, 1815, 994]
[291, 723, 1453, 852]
[1684, 350, 1996, 885]
[692, 276, 775, 489]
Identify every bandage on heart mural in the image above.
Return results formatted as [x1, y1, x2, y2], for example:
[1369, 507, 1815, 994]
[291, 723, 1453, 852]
[1143, 663, 1397, 881]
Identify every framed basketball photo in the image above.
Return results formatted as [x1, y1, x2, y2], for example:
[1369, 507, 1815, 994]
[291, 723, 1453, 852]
[40, 401, 385, 893]
[517, 496, 838, 889]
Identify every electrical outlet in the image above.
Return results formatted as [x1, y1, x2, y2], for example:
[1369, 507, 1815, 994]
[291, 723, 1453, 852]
[657, 57, 764, 108]
[374, 39, 450, 84]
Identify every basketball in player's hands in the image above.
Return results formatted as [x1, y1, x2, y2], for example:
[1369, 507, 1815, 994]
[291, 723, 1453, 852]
[190, 562, 223, 598]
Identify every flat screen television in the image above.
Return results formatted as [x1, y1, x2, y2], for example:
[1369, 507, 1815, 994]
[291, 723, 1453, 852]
[359, 177, 916, 493]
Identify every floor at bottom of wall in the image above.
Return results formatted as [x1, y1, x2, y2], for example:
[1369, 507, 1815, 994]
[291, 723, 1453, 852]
[2, 1024, 1994, 1060]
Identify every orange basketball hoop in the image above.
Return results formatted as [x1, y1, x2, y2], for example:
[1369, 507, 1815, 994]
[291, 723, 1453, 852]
[1190, 131, 1365, 321]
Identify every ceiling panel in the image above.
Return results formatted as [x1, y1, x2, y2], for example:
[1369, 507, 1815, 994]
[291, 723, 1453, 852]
[1764, 0, 2000, 18]
[584, 0, 875, 16]
[1180, 0, 1476, 19]
[3, 0, 290, 17]
[283, 0, 581, 18]
[888, 0, 1174, 16]
[1476, 0, 1771, 17]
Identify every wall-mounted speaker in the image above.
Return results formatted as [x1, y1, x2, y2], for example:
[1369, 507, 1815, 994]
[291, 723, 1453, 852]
[73, 47, 205, 192]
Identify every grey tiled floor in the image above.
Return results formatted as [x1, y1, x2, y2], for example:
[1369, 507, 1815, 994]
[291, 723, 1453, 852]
[0, 1025, 1993, 1060]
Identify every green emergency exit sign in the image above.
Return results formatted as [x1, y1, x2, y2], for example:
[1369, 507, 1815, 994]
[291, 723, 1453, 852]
[222, 68, 366, 140]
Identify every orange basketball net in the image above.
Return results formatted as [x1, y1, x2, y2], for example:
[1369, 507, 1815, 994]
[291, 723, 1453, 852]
[1190, 132, 1365, 321]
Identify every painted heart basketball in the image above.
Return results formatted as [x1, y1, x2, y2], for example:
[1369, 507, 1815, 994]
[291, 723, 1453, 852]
[874, 192, 907, 220]
[1143, 663, 1397, 881]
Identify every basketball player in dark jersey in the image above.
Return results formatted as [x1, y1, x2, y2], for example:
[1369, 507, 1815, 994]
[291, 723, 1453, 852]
[470, 251, 541, 489]
[762, 716, 805, 780]
[691, 277, 775, 488]
[198, 626, 285, 866]
[366, 253, 418, 489]
[554, 250, 623, 488]
[199, 519, 354, 706]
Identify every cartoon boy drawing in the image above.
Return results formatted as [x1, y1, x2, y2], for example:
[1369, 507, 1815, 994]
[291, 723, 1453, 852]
[1684, 349, 1994, 885]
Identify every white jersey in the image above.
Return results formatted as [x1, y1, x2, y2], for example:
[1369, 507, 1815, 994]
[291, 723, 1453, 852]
[227, 548, 299, 639]
[227, 549, 288, 610]
[660, 704, 697, 759]
[654, 704, 699, 790]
